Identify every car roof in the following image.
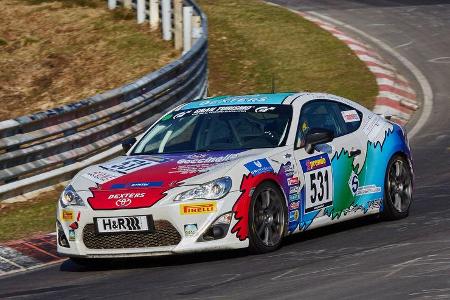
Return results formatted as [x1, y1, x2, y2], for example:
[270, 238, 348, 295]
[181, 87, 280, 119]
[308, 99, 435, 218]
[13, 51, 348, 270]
[177, 92, 370, 113]
[179, 93, 295, 110]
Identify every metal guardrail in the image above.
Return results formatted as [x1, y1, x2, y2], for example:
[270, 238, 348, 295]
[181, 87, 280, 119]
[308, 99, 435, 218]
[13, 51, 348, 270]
[0, 0, 208, 201]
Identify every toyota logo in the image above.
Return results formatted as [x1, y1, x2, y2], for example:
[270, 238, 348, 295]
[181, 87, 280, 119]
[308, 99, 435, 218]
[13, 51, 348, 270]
[116, 198, 132, 207]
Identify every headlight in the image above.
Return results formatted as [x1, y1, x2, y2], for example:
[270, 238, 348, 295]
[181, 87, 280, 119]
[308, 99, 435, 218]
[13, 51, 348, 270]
[59, 185, 85, 207]
[174, 177, 232, 202]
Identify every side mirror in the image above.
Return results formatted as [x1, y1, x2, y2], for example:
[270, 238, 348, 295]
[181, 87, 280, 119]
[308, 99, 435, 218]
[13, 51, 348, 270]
[304, 128, 334, 154]
[122, 137, 137, 154]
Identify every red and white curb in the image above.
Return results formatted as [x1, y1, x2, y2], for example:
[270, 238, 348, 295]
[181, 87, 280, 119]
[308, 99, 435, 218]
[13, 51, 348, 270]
[0, 233, 63, 277]
[297, 12, 419, 126]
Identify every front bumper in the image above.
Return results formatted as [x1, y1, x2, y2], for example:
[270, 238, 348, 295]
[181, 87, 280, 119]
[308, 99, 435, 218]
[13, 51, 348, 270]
[56, 191, 248, 258]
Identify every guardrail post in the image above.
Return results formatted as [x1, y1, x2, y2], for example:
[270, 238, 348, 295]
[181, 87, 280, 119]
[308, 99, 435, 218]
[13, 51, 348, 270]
[149, 0, 160, 30]
[137, 0, 146, 24]
[183, 6, 193, 53]
[174, 0, 183, 50]
[161, 0, 172, 41]
[108, 0, 116, 10]
[192, 15, 202, 45]
[124, 0, 132, 9]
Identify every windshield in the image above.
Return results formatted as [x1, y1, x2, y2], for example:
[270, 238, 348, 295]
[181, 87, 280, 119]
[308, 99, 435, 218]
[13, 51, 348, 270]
[132, 104, 292, 155]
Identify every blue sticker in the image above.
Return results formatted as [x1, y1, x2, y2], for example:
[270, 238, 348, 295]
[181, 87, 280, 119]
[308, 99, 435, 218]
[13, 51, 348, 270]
[111, 184, 126, 189]
[69, 229, 75, 241]
[289, 193, 299, 202]
[111, 182, 163, 189]
[300, 153, 331, 173]
[180, 94, 293, 110]
[289, 210, 299, 222]
[244, 159, 274, 176]
[129, 182, 163, 188]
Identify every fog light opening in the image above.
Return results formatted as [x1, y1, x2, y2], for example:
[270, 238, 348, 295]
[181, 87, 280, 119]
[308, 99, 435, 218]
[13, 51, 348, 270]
[57, 221, 70, 248]
[199, 212, 233, 242]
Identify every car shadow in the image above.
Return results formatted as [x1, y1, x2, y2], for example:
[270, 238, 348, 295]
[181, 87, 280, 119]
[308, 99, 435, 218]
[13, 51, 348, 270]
[59, 214, 382, 272]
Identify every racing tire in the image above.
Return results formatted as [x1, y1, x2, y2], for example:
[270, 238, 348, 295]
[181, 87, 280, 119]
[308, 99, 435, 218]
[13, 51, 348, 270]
[381, 154, 413, 220]
[248, 181, 287, 254]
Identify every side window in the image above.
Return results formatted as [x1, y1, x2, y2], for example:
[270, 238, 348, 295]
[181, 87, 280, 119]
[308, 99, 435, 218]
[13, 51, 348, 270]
[296, 100, 345, 147]
[336, 103, 363, 134]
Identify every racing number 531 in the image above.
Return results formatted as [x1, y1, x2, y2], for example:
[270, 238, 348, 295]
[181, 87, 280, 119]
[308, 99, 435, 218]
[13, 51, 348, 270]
[305, 167, 333, 213]
[309, 169, 329, 203]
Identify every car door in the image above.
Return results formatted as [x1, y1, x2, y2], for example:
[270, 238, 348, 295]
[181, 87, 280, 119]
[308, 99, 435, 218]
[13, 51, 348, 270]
[293, 100, 365, 230]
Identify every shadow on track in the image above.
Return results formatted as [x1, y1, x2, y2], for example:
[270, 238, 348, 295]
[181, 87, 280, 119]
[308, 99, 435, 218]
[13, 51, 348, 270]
[59, 214, 382, 272]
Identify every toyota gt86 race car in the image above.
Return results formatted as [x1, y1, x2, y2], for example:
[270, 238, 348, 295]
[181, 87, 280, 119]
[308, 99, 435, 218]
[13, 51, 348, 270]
[56, 92, 413, 260]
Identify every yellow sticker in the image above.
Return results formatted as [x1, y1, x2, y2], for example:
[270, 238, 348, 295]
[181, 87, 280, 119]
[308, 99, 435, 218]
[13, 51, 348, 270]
[180, 202, 217, 215]
[302, 121, 308, 132]
[62, 209, 74, 221]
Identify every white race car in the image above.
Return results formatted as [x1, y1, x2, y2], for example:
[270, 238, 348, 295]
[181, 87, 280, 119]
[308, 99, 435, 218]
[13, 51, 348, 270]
[56, 93, 413, 261]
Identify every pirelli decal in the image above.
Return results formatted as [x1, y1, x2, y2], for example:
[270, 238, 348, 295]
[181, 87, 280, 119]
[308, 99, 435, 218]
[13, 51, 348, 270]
[180, 202, 217, 215]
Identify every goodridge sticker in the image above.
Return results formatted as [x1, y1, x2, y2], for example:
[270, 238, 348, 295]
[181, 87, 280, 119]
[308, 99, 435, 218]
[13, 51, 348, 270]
[180, 202, 217, 215]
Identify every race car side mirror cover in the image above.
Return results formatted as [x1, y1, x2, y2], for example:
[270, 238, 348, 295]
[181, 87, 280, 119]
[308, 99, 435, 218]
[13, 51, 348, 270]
[122, 137, 137, 154]
[304, 128, 334, 154]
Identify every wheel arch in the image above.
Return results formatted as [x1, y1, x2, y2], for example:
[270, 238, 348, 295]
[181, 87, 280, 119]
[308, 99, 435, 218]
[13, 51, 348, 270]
[253, 178, 289, 237]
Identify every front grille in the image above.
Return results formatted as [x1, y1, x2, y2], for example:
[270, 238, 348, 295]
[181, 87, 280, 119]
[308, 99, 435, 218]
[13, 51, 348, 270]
[82, 220, 181, 249]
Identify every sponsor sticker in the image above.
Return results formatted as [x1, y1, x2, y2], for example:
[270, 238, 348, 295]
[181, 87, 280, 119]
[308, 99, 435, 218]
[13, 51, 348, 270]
[289, 185, 300, 194]
[289, 210, 299, 222]
[107, 193, 146, 208]
[362, 114, 384, 140]
[348, 171, 359, 196]
[68, 230, 76, 241]
[107, 193, 146, 200]
[96, 216, 152, 233]
[300, 154, 331, 172]
[289, 201, 300, 210]
[111, 182, 163, 189]
[184, 224, 198, 237]
[244, 158, 274, 176]
[287, 177, 299, 186]
[289, 193, 299, 202]
[62, 209, 74, 221]
[341, 110, 360, 123]
[101, 158, 159, 174]
[180, 202, 217, 215]
[178, 154, 238, 164]
[191, 106, 254, 115]
[254, 106, 276, 113]
[82, 170, 119, 184]
[284, 161, 294, 172]
[356, 185, 381, 196]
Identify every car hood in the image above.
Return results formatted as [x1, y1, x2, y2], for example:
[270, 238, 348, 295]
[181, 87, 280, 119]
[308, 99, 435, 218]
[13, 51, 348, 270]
[78, 148, 287, 186]
[72, 148, 287, 210]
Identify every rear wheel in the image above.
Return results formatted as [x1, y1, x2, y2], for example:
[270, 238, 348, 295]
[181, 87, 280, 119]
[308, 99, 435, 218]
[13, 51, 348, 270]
[381, 155, 413, 220]
[248, 181, 287, 254]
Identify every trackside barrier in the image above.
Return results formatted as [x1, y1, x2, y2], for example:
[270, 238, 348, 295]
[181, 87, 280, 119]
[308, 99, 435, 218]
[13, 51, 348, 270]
[0, 0, 208, 201]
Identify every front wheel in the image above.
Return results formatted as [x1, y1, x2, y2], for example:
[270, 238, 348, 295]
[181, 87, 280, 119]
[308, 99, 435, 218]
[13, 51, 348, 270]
[381, 155, 413, 220]
[248, 181, 287, 254]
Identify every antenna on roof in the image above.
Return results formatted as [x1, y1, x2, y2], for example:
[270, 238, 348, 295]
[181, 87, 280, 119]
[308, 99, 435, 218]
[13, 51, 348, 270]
[271, 74, 276, 93]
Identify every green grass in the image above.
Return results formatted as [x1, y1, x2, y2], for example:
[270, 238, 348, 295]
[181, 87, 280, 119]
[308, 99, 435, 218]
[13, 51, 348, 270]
[198, 0, 377, 108]
[0, 187, 63, 242]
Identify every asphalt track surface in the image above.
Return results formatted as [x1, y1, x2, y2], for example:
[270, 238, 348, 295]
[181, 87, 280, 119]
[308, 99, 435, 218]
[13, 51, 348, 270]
[1, 1, 449, 299]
